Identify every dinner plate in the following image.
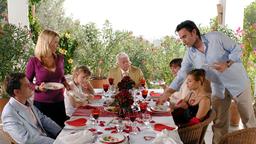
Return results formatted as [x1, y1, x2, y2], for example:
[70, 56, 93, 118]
[99, 133, 125, 144]
[150, 105, 170, 113]
[64, 117, 87, 129]
[149, 80, 165, 86]
[44, 82, 64, 90]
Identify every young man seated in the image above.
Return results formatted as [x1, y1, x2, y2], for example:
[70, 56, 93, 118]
[1, 72, 61, 144]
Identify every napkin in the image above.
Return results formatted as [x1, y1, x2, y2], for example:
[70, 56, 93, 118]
[150, 91, 162, 97]
[152, 129, 183, 144]
[94, 95, 102, 100]
[154, 123, 175, 131]
[54, 130, 94, 144]
[65, 118, 87, 127]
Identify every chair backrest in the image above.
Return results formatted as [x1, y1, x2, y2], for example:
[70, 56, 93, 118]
[178, 109, 216, 144]
[0, 124, 17, 144]
[218, 128, 256, 144]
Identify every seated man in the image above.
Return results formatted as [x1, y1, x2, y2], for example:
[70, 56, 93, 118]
[1, 73, 61, 144]
[108, 52, 145, 88]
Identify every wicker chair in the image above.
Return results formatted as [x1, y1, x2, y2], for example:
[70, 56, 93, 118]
[218, 128, 256, 144]
[178, 109, 216, 144]
[0, 124, 17, 144]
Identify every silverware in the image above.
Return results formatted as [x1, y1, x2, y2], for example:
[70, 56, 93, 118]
[106, 118, 114, 126]
[127, 135, 130, 144]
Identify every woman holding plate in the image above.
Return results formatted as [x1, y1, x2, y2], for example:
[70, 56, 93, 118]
[26, 29, 71, 127]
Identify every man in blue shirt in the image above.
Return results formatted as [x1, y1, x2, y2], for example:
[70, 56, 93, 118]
[159, 20, 256, 144]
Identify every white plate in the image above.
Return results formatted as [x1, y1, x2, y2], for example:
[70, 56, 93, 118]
[149, 80, 166, 86]
[150, 105, 170, 112]
[99, 133, 125, 144]
[44, 82, 64, 90]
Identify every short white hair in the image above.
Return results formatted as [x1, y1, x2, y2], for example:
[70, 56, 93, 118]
[116, 52, 131, 65]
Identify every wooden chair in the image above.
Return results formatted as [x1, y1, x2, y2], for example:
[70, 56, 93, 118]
[178, 109, 216, 144]
[0, 124, 17, 144]
[218, 128, 256, 144]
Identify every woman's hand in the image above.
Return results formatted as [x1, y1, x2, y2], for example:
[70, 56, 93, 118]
[37, 82, 46, 92]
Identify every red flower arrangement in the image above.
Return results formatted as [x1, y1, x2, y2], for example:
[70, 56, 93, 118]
[113, 76, 135, 117]
[117, 76, 135, 91]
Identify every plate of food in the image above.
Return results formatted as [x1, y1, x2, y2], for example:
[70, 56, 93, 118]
[44, 82, 64, 90]
[99, 133, 125, 144]
[104, 106, 118, 113]
[64, 117, 87, 129]
[150, 105, 170, 113]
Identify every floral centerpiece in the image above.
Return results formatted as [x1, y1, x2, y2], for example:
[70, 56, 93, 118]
[112, 76, 135, 118]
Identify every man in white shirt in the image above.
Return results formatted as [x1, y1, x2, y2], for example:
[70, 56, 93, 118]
[1, 72, 61, 144]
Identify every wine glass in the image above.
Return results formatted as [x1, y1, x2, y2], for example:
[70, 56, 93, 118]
[108, 78, 115, 94]
[91, 108, 100, 126]
[129, 111, 138, 135]
[139, 102, 148, 113]
[143, 113, 152, 129]
[103, 84, 109, 97]
[140, 79, 146, 88]
[108, 78, 114, 85]
[141, 89, 148, 101]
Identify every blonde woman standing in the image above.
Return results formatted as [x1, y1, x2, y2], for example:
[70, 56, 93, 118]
[26, 29, 70, 127]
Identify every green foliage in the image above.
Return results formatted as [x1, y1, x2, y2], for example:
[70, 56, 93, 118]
[243, 1, 256, 95]
[0, 24, 34, 97]
[0, 0, 7, 23]
[58, 32, 78, 74]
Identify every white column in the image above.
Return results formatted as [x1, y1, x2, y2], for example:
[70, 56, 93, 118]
[7, 0, 29, 27]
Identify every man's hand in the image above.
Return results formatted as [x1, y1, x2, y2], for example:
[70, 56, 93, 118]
[212, 61, 229, 72]
[157, 87, 175, 105]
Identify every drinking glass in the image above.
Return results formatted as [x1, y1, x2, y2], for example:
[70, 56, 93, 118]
[143, 113, 152, 128]
[140, 79, 146, 88]
[139, 102, 148, 113]
[116, 120, 124, 133]
[108, 78, 114, 85]
[129, 111, 138, 135]
[103, 84, 109, 97]
[141, 89, 148, 101]
[91, 108, 100, 125]
[108, 78, 115, 94]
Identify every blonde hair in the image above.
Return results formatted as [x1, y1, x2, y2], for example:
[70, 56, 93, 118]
[72, 65, 92, 79]
[115, 52, 131, 65]
[35, 29, 59, 60]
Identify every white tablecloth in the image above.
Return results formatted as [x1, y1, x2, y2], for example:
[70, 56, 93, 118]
[54, 89, 183, 144]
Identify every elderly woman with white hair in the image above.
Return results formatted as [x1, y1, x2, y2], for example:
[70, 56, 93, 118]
[108, 52, 145, 88]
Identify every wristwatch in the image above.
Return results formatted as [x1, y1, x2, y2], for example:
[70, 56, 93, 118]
[226, 60, 233, 68]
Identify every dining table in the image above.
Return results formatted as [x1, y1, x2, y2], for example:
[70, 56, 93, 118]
[54, 89, 183, 144]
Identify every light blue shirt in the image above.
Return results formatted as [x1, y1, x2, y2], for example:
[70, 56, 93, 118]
[169, 31, 250, 98]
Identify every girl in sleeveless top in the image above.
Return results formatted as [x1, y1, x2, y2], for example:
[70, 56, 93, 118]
[172, 69, 211, 127]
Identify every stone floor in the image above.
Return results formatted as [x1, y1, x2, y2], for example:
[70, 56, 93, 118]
[204, 120, 243, 144]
